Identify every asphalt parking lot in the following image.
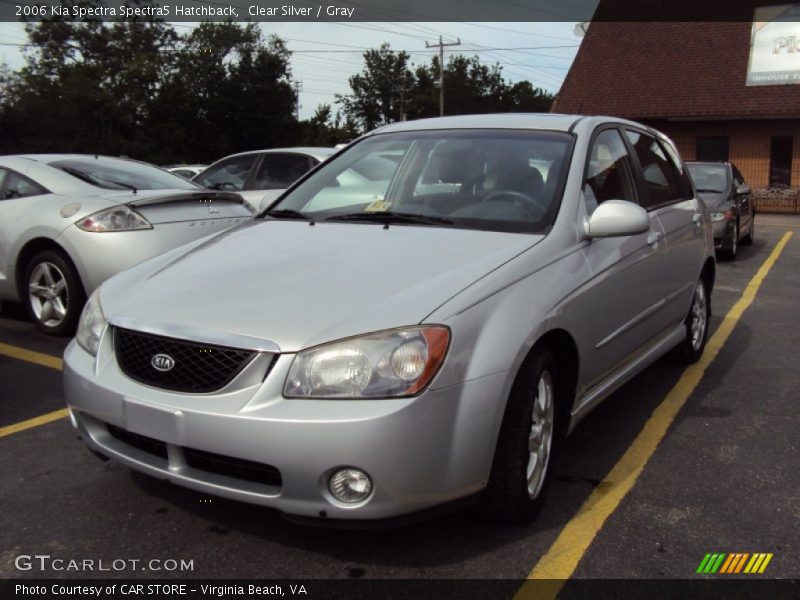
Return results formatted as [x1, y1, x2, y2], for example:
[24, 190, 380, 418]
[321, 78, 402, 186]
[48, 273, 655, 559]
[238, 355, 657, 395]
[1, 215, 798, 585]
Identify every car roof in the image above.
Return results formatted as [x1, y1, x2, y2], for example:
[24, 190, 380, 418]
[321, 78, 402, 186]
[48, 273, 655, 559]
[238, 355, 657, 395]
[11, 154, 157, 168]
[366, 114, 677, 141]
[368, 113, 594, 135]
[218, 147, 336, 162]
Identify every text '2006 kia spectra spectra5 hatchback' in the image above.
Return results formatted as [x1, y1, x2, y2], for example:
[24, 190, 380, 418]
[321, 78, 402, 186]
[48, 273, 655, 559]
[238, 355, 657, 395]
[64, 114, 715, 523]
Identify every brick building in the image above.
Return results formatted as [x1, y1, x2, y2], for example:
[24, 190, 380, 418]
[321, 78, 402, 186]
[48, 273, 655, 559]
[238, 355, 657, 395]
[552, 18, 800, 188]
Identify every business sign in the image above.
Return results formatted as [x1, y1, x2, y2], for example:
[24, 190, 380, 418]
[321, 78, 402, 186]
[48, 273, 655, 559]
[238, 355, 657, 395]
[747, 4, 800, 85]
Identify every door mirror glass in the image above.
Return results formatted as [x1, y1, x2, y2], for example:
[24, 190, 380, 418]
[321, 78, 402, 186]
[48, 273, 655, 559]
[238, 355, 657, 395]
[587, 199, 650, 238]
[736, 184, 751, 196]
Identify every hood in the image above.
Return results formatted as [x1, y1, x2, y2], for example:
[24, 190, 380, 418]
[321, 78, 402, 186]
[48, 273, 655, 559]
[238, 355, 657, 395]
[100, 220, 542, 351]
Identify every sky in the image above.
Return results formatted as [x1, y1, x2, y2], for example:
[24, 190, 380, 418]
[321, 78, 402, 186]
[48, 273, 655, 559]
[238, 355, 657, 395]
[0, 21, 582, 119]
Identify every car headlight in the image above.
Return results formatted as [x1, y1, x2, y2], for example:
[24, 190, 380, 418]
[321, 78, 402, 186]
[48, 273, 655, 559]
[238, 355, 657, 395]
[76, 206, 152, 232]
[710, 210, 733, 222]
[284, 326, 450, 398]
[76, 289, 107, 356]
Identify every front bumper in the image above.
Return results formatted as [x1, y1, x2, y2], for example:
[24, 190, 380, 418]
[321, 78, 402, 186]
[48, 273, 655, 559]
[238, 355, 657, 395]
[63, 337, 505, 521]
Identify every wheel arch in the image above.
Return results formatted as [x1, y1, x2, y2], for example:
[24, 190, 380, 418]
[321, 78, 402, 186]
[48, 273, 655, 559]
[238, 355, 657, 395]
[701, 256, 716, 297]
[532, 329, 580, 436]
[15, 237, 83, 299]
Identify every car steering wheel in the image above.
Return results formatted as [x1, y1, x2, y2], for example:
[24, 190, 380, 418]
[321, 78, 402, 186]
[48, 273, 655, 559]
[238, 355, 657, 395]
[481, 190, 548, 215]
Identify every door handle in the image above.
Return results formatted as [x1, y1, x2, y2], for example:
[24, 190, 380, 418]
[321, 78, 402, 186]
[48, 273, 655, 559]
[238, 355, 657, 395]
[647, 231, 662, 247]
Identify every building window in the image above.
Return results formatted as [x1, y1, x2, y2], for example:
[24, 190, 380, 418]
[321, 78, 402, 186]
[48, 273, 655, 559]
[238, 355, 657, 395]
[770, 136, 793, 187]
[696, 137, 729, 162]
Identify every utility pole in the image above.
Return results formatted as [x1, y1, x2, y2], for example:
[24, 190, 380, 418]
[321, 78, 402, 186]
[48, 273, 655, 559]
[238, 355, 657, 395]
[392, 85, 412, 121]
[293, 80, 303, 120]
[425, 36, 461, 117]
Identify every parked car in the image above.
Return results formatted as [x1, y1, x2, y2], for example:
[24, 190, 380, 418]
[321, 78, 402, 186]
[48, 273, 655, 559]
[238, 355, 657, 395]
[64, 115, 715, 523]
[192, 148, 335, 210]
[686, 161, 755, 259]
[0, 155, 254, 335]
[166, 165, 207, 179]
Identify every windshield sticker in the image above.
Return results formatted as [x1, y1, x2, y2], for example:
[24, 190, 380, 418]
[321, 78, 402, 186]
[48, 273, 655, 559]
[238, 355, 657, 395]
[364, 199, 392, 213]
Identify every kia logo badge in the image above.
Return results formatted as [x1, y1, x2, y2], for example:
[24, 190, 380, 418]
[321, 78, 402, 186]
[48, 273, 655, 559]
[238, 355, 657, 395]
[151, 354, 175, 372]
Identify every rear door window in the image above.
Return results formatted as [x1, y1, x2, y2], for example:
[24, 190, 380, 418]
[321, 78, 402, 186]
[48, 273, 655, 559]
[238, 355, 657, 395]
[1, 170, 48, 200]
[194, 155, 258, 191]
[251, 154, 312, 190]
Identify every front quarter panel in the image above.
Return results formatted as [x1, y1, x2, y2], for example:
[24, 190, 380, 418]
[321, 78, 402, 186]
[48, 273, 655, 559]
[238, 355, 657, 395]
[424, 227, 592, 482]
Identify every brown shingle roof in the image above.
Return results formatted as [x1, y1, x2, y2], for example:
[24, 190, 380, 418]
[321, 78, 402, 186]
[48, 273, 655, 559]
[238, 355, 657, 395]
[553, 21, 800, 119]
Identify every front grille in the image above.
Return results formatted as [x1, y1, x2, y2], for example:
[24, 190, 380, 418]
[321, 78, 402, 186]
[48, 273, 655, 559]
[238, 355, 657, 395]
[115, 327, 256, 393]
[183, 446, 283, 487]
[107, 424, 168, 459]
[105, 423, 281, 488]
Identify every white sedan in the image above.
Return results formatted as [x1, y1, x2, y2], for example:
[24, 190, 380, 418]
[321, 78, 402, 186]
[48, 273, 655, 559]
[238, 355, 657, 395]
[193, 147, 335, 210]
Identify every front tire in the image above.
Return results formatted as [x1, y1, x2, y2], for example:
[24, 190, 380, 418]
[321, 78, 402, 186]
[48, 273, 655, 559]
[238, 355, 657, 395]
[723, 222, 739, 260]
[24, 250, 85, 336]
[478, 347, 558, 522]
[741, 217, 754, 246]
[673, 278, 710, 364]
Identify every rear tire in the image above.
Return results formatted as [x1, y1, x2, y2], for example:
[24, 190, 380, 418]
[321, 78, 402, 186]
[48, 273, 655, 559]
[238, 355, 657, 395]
[24, 250, 85, 336]
[478, 347, 558, 522]
[673, 277, 710, 365]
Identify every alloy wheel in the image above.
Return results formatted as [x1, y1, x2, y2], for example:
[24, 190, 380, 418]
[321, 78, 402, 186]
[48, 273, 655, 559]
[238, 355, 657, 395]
[28, 261, 69, 328]
[690, 281, 708, 352]
[527, 370, 555, 498]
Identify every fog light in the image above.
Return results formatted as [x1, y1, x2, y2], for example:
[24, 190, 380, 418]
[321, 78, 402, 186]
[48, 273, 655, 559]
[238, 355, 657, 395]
[328, 468, 372, 503]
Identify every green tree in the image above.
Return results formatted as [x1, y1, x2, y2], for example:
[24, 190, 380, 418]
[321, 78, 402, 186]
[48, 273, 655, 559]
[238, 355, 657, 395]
[150, 22, 297, 163]
[300, 104, 361, 146]
[339, 49, 555, 134]
[337, 44, 414, 132]
[0, 2, 299, 164]
[504, 80, 555, 113]
[1, 3, 177, 157]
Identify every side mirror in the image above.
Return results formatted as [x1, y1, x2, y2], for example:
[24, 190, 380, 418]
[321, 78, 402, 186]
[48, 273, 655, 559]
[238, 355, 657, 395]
[587, 200, 650, 238]
[736, 184, 751, 196]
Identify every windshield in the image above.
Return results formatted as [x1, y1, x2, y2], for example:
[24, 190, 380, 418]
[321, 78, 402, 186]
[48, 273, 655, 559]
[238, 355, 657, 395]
[51, 158, 201, 191]
[268, 129, 573, 234]
[687, 163, 728, 193]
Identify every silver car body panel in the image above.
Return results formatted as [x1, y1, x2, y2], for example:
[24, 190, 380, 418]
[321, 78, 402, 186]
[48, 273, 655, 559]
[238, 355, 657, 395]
[64, 115, 715, 520]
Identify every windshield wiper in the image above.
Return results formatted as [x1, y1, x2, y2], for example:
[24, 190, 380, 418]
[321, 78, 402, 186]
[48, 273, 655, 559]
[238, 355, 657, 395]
[325, 211, 453, 226]
[263, 208, 312, 221]
[695, 188, 725, 194]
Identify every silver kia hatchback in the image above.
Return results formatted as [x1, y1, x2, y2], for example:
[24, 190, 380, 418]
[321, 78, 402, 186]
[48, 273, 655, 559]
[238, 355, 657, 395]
[64, 115, 715, 523]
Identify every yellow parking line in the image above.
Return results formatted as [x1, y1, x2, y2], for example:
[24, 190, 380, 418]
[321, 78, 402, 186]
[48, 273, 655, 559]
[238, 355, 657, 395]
[0, 342, 66, 437]
[517, 231, 793, 598]
[0, 408, 70, 438]
[0, 341, 63, 370]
